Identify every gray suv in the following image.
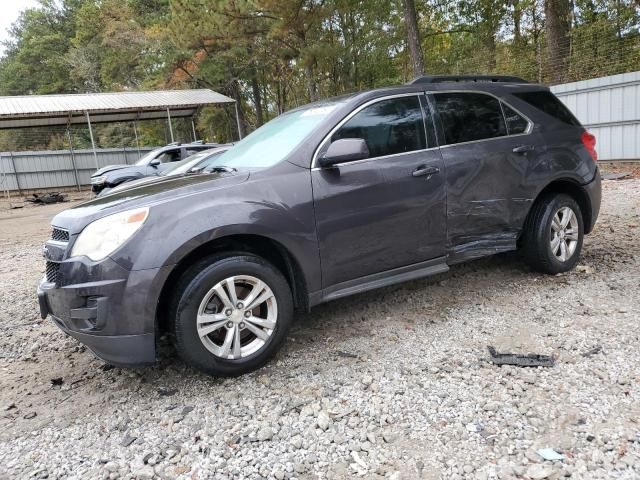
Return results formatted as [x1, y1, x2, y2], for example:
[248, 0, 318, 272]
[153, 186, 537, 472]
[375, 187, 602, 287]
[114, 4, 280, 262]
[38, 76, 601, 377]
[90, 141, 220, 194]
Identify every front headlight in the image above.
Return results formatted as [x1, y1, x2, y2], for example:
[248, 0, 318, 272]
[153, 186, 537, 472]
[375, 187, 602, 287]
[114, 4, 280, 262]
[91, 175, 107, 185]
[71, 207, 149, 261]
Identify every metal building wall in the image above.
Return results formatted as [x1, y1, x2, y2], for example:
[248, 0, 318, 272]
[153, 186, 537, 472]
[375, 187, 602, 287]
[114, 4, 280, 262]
[551, 71, 640, 161]
[0, 148, 154, 192]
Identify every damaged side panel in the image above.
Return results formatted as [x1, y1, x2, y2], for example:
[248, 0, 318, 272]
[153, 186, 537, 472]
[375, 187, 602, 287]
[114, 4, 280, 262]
[448, 232, 518, 264]
[440, 133, 541, 252]
[439, 124, 594, 265]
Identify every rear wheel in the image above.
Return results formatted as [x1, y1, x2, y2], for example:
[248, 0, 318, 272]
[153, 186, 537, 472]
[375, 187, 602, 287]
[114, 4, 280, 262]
[521, 193, 584, 274]
[171, 254, 293, 376]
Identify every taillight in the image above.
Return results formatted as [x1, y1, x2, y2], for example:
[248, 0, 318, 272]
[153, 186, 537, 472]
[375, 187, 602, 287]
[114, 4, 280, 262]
[581, 131, 597, 161]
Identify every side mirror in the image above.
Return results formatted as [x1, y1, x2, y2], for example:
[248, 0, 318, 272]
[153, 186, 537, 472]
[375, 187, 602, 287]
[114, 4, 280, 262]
[149, 159, 161, 168]
[318, 138, 369, 168]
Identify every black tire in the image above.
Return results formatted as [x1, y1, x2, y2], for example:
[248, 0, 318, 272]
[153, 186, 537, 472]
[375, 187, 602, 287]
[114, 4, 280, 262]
[521, 193, 584, 274]
[170, 254, 293, 377]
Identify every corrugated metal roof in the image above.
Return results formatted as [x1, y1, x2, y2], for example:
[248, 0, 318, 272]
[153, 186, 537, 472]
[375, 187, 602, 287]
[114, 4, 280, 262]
[0, 89, 235, 129]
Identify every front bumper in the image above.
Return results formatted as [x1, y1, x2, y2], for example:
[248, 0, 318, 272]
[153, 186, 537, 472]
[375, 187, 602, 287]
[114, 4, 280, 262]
[37, 257, 165, 367]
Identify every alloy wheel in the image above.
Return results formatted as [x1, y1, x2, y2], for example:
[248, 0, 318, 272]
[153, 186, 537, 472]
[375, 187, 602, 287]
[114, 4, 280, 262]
[196, 275, 277, 359]
[549, 206, 579, 262]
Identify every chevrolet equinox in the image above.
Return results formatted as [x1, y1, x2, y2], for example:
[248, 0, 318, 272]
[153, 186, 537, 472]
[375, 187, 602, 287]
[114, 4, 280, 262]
[38, 75, 601, 376]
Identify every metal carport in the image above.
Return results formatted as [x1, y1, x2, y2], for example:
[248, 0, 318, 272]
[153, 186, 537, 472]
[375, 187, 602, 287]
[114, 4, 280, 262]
[0, 89, 238, 168]
[0, 89, 236, 128]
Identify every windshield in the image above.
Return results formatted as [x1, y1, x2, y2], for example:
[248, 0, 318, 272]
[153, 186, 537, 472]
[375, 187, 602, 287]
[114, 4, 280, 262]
[161, 149, 224, 176]
[208, 103, 341, 169]
[134, 147, 166, 166]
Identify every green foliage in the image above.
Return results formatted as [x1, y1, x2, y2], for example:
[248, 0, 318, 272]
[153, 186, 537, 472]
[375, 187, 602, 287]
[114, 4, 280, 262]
[0, 0, 638, 150]
[0, 1, 78, 95]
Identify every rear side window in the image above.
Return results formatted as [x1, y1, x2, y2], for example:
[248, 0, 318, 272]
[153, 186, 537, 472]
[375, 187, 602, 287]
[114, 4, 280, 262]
[332, 96, 426, 158]
[433, 92, 507, 145]
[513, 91, 580, 126]
[502, 103, 529, 135]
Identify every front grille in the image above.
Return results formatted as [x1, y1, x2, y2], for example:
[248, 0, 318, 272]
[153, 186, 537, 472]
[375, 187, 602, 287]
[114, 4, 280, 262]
[46, 261, 60, 284]
[51, 228, 69, 242]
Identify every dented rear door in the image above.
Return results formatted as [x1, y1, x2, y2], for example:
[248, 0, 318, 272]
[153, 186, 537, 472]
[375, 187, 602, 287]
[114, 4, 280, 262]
[430, 91, 540, 253]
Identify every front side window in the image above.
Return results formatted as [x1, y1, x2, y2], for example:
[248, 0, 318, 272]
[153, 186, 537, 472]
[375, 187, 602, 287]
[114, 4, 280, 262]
[153, 151, 181, 164]
[502, 103, 529, 135]
[433, 92, 507, 145]
[331, 96, 427, 158]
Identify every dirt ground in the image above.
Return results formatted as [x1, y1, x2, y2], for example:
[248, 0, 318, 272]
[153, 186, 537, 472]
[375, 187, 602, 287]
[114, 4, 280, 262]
[0, 173, 638, 480]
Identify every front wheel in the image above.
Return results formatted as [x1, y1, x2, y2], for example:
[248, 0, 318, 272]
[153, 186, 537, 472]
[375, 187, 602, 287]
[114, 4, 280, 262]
[171, 254, 293, 377]
[521, 193, 584, 274]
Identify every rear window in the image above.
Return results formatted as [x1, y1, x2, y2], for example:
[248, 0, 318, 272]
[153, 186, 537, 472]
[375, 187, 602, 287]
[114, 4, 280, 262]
[513, 91, 580, 126]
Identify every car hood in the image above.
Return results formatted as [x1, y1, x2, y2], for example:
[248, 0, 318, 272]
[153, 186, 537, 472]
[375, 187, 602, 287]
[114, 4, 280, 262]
[92, 164, 132, 177]
[52, 171, 250, 234]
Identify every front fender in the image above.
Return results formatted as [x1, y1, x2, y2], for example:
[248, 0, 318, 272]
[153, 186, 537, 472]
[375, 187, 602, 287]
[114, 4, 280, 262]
[110, 165, 321, 293]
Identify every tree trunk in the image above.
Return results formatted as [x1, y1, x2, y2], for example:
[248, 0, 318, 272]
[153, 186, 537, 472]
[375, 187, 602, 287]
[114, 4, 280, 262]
[304, 63, 318, 102]
[513, 1, 523, 46]
[401, 0, 425, 77]
[251, 74, 264, 128]
[544, 0, 571, 84]
[230, 79, 246, 139]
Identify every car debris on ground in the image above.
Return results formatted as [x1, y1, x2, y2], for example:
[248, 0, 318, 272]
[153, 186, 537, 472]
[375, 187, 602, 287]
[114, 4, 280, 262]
[487, 346, 555, 367]
[25, 192, 66, 205]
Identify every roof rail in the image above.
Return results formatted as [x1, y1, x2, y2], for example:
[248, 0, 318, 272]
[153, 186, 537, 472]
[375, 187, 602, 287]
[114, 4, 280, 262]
[167, 141, 181, 146]
[408, 75, 528, 85]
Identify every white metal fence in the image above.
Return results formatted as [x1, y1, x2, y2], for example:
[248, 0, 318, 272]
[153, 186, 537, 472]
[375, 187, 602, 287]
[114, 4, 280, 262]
[0, 147, 154, 193]
[551, 71, 640, 161]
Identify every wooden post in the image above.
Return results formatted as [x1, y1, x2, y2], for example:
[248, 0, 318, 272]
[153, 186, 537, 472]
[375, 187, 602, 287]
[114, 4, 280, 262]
[86, 111, 99, 170]
[0, 154, 14, 208]
[9, 151, 21, 196]
[167, 108, 175, 143]
[133, 120, 141, 159]
[66, 126, 81, 192]
[234, 102, 243, 140]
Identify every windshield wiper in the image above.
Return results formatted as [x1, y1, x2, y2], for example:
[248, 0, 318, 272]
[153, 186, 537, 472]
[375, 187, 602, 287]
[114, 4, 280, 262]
[208, 166, 237, 173]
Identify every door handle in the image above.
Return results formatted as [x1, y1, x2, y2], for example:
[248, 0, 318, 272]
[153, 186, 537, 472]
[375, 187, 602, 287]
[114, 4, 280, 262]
[513, 145, 535, 154]
[412, 165, 440, 178]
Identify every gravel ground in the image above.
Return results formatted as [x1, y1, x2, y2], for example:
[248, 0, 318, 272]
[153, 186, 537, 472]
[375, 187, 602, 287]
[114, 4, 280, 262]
[0, 178, 638, 480]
